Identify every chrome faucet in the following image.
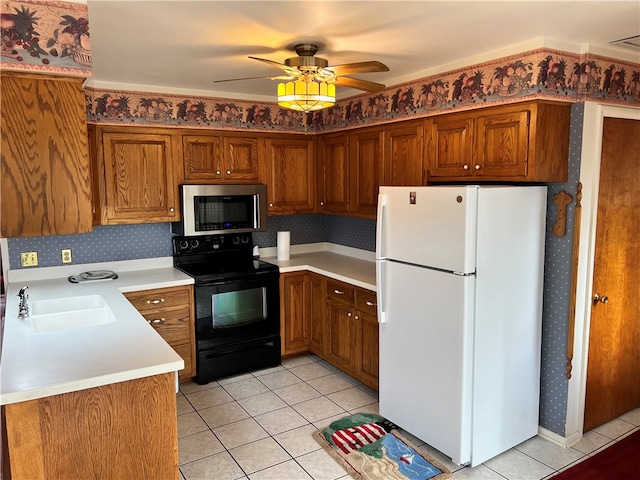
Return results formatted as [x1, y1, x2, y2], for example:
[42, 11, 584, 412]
[17, 286, 29, 319]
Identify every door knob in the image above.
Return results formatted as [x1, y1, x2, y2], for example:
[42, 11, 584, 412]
[593, 293, 609, 304]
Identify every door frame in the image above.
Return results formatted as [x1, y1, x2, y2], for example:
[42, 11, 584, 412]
[565, 102, 640, 442]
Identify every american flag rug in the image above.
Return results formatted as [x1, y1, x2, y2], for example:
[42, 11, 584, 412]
[314, 413, 451, 480]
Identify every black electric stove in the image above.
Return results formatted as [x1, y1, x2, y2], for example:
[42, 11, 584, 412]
[172, 233, 281, 384]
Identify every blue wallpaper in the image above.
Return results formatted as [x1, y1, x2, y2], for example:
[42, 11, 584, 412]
[539, 102, 584, 435]
[6, 214, 374, 269]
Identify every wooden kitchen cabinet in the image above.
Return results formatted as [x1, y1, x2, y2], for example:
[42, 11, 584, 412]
[90, 125, 179, 224]
[262, 136, 315, 214]
[318, 133, 350, 214]
[349, 128, 385, 219]
[307, 273, 327, 356]
[425, 100, 571, 182]
[3, 373, 178, 480]
[1, 72, 93, 237]
[383, 120, 425, 186]
[326, 279, 358, 374]
[355, 289, 380, 390]
[124, 285, 196, 382]
[182, 133, 259, 182]
[280, 272, 310, 356]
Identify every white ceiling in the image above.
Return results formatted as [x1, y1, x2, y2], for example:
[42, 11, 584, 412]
[86, 0, 640, 101]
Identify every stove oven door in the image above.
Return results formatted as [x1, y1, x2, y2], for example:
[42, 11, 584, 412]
[194, 271, 280, 348]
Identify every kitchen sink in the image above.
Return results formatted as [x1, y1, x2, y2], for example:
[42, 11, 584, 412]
[31, 295, 117, 333]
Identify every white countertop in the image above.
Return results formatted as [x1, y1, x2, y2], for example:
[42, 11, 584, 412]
[1, 258, 194, 405]
[260, 243, 377, 291]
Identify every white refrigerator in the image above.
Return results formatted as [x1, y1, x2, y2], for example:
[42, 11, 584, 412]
[376, 185, 547, 467]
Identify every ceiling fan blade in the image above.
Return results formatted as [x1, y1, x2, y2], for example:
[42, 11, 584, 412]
[213, 75, 293, 84]
[248, 56, 290, 71]
[334, 76, 386, 93]
[326, 61, 389, 76]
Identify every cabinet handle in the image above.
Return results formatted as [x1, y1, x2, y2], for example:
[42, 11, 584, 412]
[147, 318, 166, 324]
[216, 170, 221, 175]
[320, 202, 324, 206]
[347, 312, 352, 317]
[226, 170, 231, 175]
[475, 164, 481, 170]
[169, 207, 175, 213]
[147, 298, 165, 305]
[334, 289, 345, 295]
[269, 203, 273, 207]
[355, 315, 359, 320]
[365, 301, 377, 307]
[463, 164, 469, 170]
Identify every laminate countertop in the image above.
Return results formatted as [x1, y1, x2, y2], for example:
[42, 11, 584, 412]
[0, 259, 193, 405]
[261, 244, 376, 291]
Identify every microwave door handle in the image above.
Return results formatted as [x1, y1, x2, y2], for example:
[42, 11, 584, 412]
[254, 195, 259, 228]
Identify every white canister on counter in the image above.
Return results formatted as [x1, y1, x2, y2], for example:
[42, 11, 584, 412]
[277, 231, 290, 261]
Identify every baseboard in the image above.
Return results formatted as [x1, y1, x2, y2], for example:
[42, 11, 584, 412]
[538, 426, 582, 448]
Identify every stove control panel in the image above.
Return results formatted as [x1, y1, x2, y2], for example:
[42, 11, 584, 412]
[173, 233, 253, 255]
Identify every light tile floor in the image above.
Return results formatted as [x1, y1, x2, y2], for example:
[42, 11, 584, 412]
[177, 354, 640, 480]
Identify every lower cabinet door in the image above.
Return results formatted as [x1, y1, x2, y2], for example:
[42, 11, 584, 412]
[326, 300, 357, 374]
[357, 310, 379, 390]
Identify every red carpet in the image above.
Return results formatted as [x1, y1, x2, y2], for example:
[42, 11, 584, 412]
[552, 429, 640, 479]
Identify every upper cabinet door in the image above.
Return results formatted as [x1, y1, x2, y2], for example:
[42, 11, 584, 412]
[223, 136, 259, 181]
[425, 115, 474, 177]
[263, 137, 315, 214]
[1, 73, 92, 237]
[319, 134, 350, 214]
[101, 131, 177, 223]
[383, 121, 425, 186]
[349, 128, 384, 219]
[183, 134, 221, 180]
[474, 109, 529, 177]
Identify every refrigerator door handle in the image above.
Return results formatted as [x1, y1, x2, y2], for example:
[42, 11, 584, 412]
[376, 259, 387, 324]
[376, 193, 388, 259]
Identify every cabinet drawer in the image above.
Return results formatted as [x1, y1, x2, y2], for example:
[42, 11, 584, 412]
[142, 307, 191, 344]
[125, 286, 191, 313]
[356, 289, 378, 315]
[326, 280, 355, 304]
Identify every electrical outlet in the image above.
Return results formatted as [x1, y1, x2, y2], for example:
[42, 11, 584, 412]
[62, 249, 73, 264]
[20, 251, 38, 267]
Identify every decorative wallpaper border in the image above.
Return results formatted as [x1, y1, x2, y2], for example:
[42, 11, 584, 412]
[85, 47, 640, 133]
[0, 0, 91, 76]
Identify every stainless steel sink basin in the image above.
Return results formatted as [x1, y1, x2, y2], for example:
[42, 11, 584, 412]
[31, 295, 116, 333]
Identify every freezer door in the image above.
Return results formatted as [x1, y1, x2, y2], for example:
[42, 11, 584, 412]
[377, 186, 477, 274]
[378, 259, 475, 465]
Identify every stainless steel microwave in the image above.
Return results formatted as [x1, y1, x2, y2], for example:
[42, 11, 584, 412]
[172, 184, 267, 236]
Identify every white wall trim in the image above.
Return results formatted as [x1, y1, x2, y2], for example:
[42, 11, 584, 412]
[538, 426, 582, 449]
[564, 102, 640, 440]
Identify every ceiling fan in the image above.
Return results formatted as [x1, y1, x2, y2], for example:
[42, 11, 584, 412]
[213, 43, 390, 93]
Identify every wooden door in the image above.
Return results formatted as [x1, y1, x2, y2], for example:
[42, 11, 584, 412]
[320, 134, 349, 214]
[350, 128, 384, 218]
[384, 121, 424, 186]
[280, 273, 309, 356]
[183, 134, 221, 180]
[1, 73, 92, 237]
[264, 137, 314, 214]
[102, 131, 177, 223]
[475, 109, 529, 177]
[584, 117, 640, 431]
[356, 288, 379, 390]
[425, 114, 474, 178]
[222, 136, 259, 181]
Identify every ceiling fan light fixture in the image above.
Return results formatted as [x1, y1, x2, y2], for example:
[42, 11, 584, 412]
[277, 78, 336, 112]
